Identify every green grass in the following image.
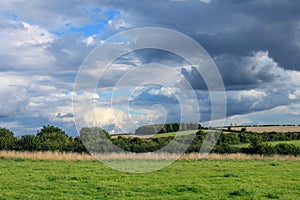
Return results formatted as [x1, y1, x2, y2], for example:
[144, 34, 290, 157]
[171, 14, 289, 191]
[0, 158, 300, 199]
[267, 140, 300, 146]
[233, 140, 300, 148]
[153, 130, 198, 138]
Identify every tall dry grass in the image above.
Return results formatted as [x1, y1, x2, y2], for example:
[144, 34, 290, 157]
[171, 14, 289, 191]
[0, 151, 299, 161]
[0, 151, 94, 161]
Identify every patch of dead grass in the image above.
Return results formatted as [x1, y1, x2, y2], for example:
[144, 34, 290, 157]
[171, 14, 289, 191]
[0, 151, 299, 161]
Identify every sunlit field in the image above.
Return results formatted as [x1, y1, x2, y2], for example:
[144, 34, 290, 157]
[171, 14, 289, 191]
[230, 126, 300, 133]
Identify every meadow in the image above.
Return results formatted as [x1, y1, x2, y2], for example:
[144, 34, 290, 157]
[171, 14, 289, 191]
[0, 155, 299, 199]
[1, 126, 300, 199]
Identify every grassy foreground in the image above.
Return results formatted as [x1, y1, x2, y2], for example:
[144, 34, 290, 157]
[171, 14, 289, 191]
[0, 157, 299, 199]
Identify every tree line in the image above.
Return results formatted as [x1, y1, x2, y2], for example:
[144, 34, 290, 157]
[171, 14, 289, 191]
[1, 125, 300, 156]
[135, 123, 200, 135]
[0, 126, 87, 153]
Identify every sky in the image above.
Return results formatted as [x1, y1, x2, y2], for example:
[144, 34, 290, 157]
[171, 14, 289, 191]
[0, 0, 300, 136]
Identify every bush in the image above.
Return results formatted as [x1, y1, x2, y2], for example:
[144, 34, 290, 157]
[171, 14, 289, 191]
[219, 133, 240, 144]
[213, 144, 240, 154]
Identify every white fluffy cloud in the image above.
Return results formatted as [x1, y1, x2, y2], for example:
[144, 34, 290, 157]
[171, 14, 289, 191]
[108, 17, 130, 30]
[148, 87, 175, 97]
[0, 74, 29, 117]
[0, 20, 56, 72]
[238, 90, 266, 101]
[289, 89, 300, 100]
[0, 9, 101, 135]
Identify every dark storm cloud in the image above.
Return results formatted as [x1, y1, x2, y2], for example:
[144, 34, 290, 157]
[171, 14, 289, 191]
[197, 23, 300, 71]
[181, 67, 207, 90]
[181, 51, 289, 91]
[214, 53, 285, 90]
[97, 0, 300, 72]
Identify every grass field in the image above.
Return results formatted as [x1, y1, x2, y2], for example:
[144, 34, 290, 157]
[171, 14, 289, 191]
[233, 140, 300, 148]
[0, 157, 299, 199]
[153, 130, 198, 138]
[112, 130, 199, 139]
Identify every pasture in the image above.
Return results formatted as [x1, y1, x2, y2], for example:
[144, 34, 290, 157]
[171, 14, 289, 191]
[0, 155, 299, 199]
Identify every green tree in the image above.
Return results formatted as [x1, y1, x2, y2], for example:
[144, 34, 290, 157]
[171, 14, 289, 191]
[36, 125, 71, 151]
[18, 135, 38, 151]
[69, 136, 88, 153]
[0, 128, 16, 150]
[80, 127, 112, 153]
[249, 135, 263, 148]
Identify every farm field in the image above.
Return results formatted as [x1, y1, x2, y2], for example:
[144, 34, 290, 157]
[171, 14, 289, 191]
[114, 125, 300, 139]
[0, 157, 299, 199]
[153, 130, 198, 138]
[230, 126, 300, 133]
[111, 130, 199, 139]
